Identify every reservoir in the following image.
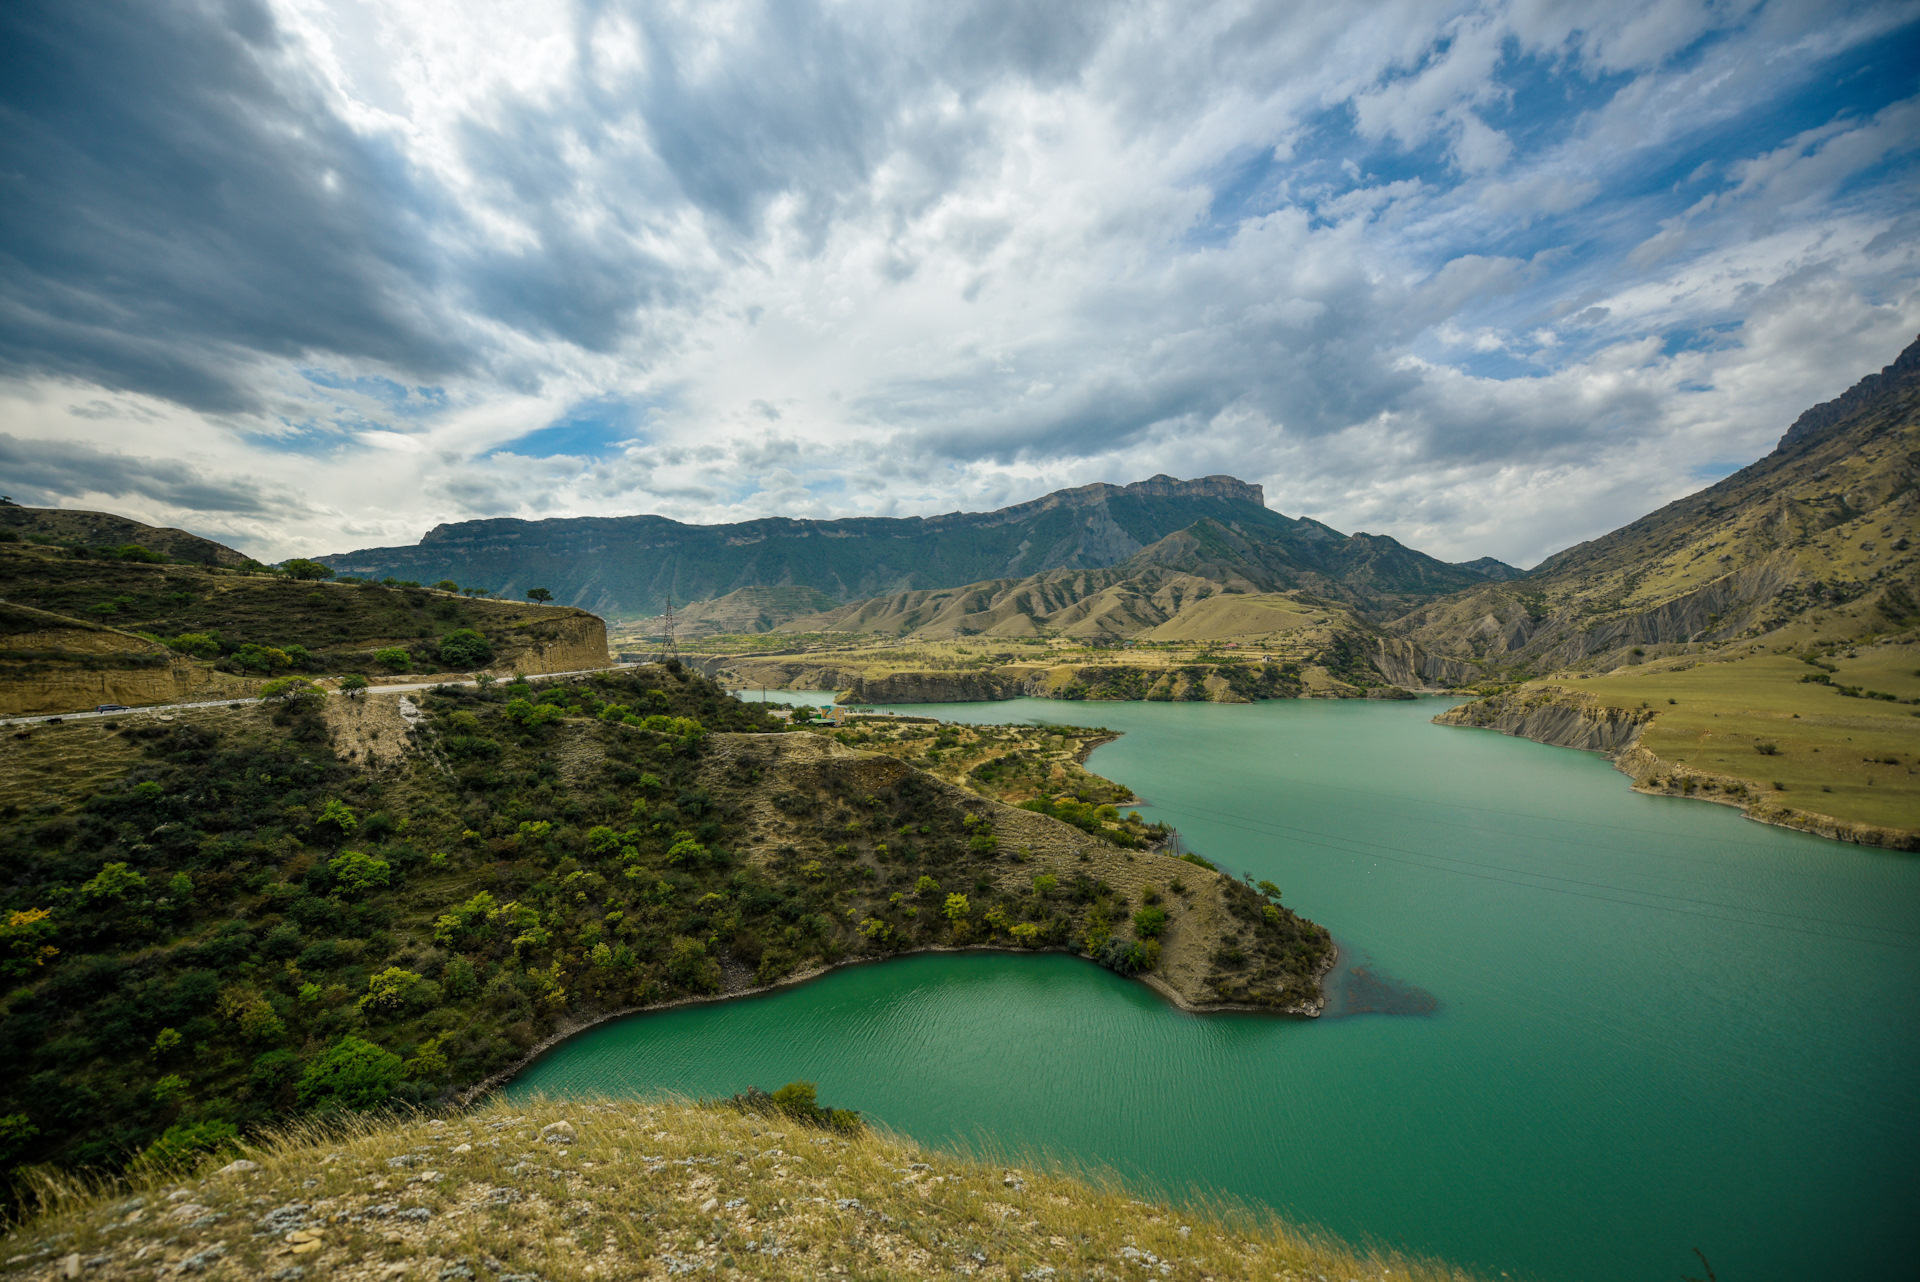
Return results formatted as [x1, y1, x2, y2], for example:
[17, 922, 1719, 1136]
[509, 696, 1920, 1281]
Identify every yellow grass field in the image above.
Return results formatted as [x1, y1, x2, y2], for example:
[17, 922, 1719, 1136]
[1534, 644, 1920, 831]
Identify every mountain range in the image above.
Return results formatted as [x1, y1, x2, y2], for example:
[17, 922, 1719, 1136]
[319, 475, 1520, 623]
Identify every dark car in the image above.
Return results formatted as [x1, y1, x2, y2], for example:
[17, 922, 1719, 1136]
[94, 704, 130, 713]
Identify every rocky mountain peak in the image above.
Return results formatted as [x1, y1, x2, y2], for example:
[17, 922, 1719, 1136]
[1775, 332, 1920, 453]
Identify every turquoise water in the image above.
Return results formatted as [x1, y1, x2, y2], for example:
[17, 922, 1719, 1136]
[511, 697, 1920, 1281]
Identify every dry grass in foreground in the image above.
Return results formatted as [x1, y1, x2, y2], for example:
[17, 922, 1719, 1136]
[2, 1096, 1486, 1282]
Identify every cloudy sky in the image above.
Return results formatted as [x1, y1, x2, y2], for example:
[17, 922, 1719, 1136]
[2, 0, 1916, 567]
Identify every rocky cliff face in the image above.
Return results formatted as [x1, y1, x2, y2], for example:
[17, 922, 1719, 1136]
[1369, 637, 1480, 690]
[0, 605, 257, 716]
[491, 611, 612, 675]
[1432, 690, 1653, 753]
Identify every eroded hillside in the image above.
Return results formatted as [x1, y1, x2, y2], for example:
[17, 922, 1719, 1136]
[1393, 334, 1920, 675]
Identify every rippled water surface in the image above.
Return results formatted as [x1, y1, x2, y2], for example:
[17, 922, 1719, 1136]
[510, 697, 1920, 1281]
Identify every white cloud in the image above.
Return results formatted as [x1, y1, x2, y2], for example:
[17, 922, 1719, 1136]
[0, 0, 1915, 571]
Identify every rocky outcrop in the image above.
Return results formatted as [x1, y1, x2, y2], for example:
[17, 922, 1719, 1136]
[489, 610, 612, 675]
[1369, 637, 1480, 690]
[1775, 331, 1920, 452]
[1433, 690, 1652, 754]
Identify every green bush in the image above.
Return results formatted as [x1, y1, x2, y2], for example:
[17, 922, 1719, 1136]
[666, 936, 721, 992]
[373, 647, 412, 672]
[359, 967, 435, 1015]
[296, 1036, 405, 1110]
[81, 861, 146, 902]
[136, 1118, 239, 1170]
[329, 850, 392, 896]
[1132, 906, 1167, 938]
[438, 629, 494, 669]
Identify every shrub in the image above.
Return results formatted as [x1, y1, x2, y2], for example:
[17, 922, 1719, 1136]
[297, 1036, 405, 1110]
[943, 893, 970, 921]
[1755, 742, 1781, 755]
[433, 891, 498, 945]
[725, 1080, 862, 1133]
[329, 850, 392, 896]
[438, 629, 494, 669]
[666, 936, 721, 992]
[915, 875, 940, 898]
[1, 907, 58, 976]
[1132, 906, 1167, 938]
[316, 798, 358, 836]
[0, 1114, 40, 1165]
[234, 644, 293, 672]
[168, 632, 221, 660]
[137, 1119, 240, 1170]
[81, 862, 146, 902]
[359, 967, 435, 1015]
[373, 647, 412, 673]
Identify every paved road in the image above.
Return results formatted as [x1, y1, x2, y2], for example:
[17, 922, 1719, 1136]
[0, 663, 645, 728]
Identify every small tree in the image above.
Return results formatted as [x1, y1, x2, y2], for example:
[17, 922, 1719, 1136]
[282, 558, 334, 581]
[433, 579, 459, 593]
[260, 676, 324, 713]
[338, 673, 369, 697]
[372, 646, 412, 672]
[526, 587, 553, 603]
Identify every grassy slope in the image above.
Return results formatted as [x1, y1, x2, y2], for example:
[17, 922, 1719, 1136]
[0, 506, 250, 568]
[1517, 646, 1920, 831]
[0, 668, 1327, 1179]
[1, 1097, 1487, 1282]
[0, 545, 602, 678]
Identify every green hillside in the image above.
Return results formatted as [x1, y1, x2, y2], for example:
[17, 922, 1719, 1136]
[0, 666, 1325, 1179]
[0, 542, 606, 682]
[0, 502, 253, 568]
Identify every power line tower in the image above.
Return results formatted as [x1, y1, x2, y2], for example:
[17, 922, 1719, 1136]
[658, 594, 678, 665]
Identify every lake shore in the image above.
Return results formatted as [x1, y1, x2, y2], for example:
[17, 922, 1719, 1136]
[462, 936, 1338, 1106]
